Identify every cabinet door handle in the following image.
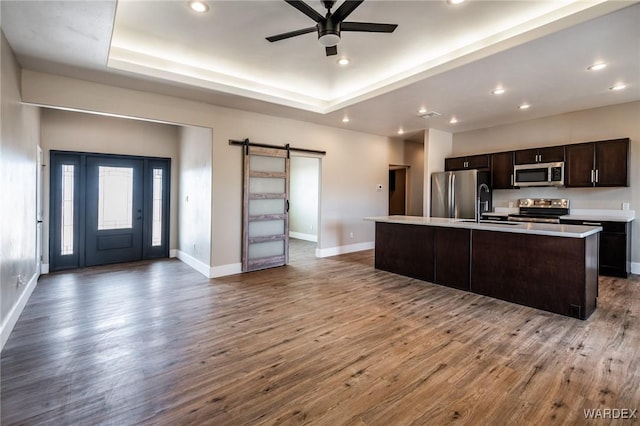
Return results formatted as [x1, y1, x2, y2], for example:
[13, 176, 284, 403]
[510, 174, 514, 186]
[590, 170, 594, 183]
[595, 169, 599, 183]
[583, 222, 602, 226]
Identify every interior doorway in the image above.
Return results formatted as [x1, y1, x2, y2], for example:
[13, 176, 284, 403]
[288, 155, 320, 263]
[389, 166, 409, 215]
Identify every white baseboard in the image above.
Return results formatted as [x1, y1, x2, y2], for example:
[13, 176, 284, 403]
[1, 270, 39, 352]
[289, 231, 318, 243]
[41, 263, 49, 274]
[316, 241, 374, 258]
[176, 250, 242, 278]
[169, 249, 178, 258]
[176, 250, 211, 278]
[631, 262, 640, 275]
[210, 263, 242, 278]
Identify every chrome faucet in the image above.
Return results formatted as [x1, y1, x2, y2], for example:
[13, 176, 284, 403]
[477, 183, 490, 223]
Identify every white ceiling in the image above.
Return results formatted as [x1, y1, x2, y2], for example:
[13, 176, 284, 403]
[2, 0, 639, 137]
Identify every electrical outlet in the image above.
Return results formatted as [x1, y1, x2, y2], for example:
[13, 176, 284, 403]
[349, 232, 354, 239]
[16, 275, 24, 288]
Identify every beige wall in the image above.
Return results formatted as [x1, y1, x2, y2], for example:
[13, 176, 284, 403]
[453, 101, 640, 265]
[1, 32, 40, 348]
[424, 128, 453, 216]
[290, 156, 320, 241]
[23, 71, 401, 266]
[178, 125, 212, 266]
[39, 108, 180, 265]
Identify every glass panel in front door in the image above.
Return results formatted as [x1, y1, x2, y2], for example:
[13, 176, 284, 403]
[152, 168, 163, 246]
[98, 166, 133, 230]
[61, 164, 75, 255]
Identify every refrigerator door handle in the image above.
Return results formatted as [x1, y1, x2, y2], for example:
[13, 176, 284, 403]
[449, 173, 455, 217]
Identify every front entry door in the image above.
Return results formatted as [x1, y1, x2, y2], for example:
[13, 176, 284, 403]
[85, 156, 144, 266]
[50, 151, 170, 272]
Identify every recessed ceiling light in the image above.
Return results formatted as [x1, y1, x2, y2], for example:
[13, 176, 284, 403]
[337, 58, 350, 66]
[519, 103, 531, 110]
[448, 0, 465, 4]
[397, 128, 405, 135]
[188, 1, 209, 13]
[587, 62, 607, 71]
[450, 117, 458, 124]
[492, 88, 505, 95]
[418, 107, 427, 115]
[342, 116, 350, 123]
[610, 83, 627, 91]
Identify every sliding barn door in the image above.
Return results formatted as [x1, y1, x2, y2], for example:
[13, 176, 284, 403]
[243, 146, 290, 272]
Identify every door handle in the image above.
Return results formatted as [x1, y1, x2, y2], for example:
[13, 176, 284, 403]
[37, 220, 43, 224]
[286, 200, 290, 213]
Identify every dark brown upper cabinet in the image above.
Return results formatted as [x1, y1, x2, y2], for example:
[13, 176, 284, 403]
[514, 146, 565, 165]
[445, 154, 490, 171]
[565, 138, 629, 187]
[491, 151, 515, 189]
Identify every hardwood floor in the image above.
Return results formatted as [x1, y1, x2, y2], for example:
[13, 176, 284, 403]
[2, 241, 639, 425]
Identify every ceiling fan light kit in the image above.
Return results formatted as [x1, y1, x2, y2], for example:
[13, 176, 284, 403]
[266, 0, 398, 56]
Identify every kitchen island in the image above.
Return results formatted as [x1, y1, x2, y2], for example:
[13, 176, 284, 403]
[365, 216, 602, 319]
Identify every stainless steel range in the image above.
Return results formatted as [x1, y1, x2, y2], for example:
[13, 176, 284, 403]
[508, 198, 569, 224]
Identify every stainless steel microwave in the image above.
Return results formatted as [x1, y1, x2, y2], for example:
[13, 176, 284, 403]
[513, 162, 564, 187]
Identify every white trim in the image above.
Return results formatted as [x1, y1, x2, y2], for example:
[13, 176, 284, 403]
[176, 250, 211, 278]
[169, 249, 178, 258]
[41, 263, 49, 274]
[175, 250, 242, 278]
[1, 270, 39, 352]
[316, 241, 375, 258]
[289, 231, 318, 243]
[210, 263, 242, 278]
[631, 262, 640, 275]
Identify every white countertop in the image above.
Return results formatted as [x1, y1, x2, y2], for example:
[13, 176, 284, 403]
[560, 208, 635, 223]
[364, 216, 602, 238]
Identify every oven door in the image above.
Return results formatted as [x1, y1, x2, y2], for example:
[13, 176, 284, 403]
[508, 215, 560, 224]
[514, 162, 564, 187]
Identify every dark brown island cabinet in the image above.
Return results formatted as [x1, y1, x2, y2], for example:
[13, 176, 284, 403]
[372, 220, 600, 320]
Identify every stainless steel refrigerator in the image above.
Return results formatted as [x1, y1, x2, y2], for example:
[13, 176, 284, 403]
[431, 169, 492, 220]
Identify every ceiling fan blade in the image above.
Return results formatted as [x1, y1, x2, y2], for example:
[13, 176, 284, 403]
[284, 0, 325, 23]
[331, 0, 364, 22]
[325, 45, 338, 56]
[266, 26, 317, 42]
[341, 22, 398, 33]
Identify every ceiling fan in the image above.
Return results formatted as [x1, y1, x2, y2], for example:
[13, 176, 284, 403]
[266, 0, 398, 56]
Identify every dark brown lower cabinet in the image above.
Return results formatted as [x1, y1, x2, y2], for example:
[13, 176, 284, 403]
[435, 228, 470, 290]
[560, 219, 632, 278]
[470, 230, 598, 320]
[375, 222, 434, 282]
